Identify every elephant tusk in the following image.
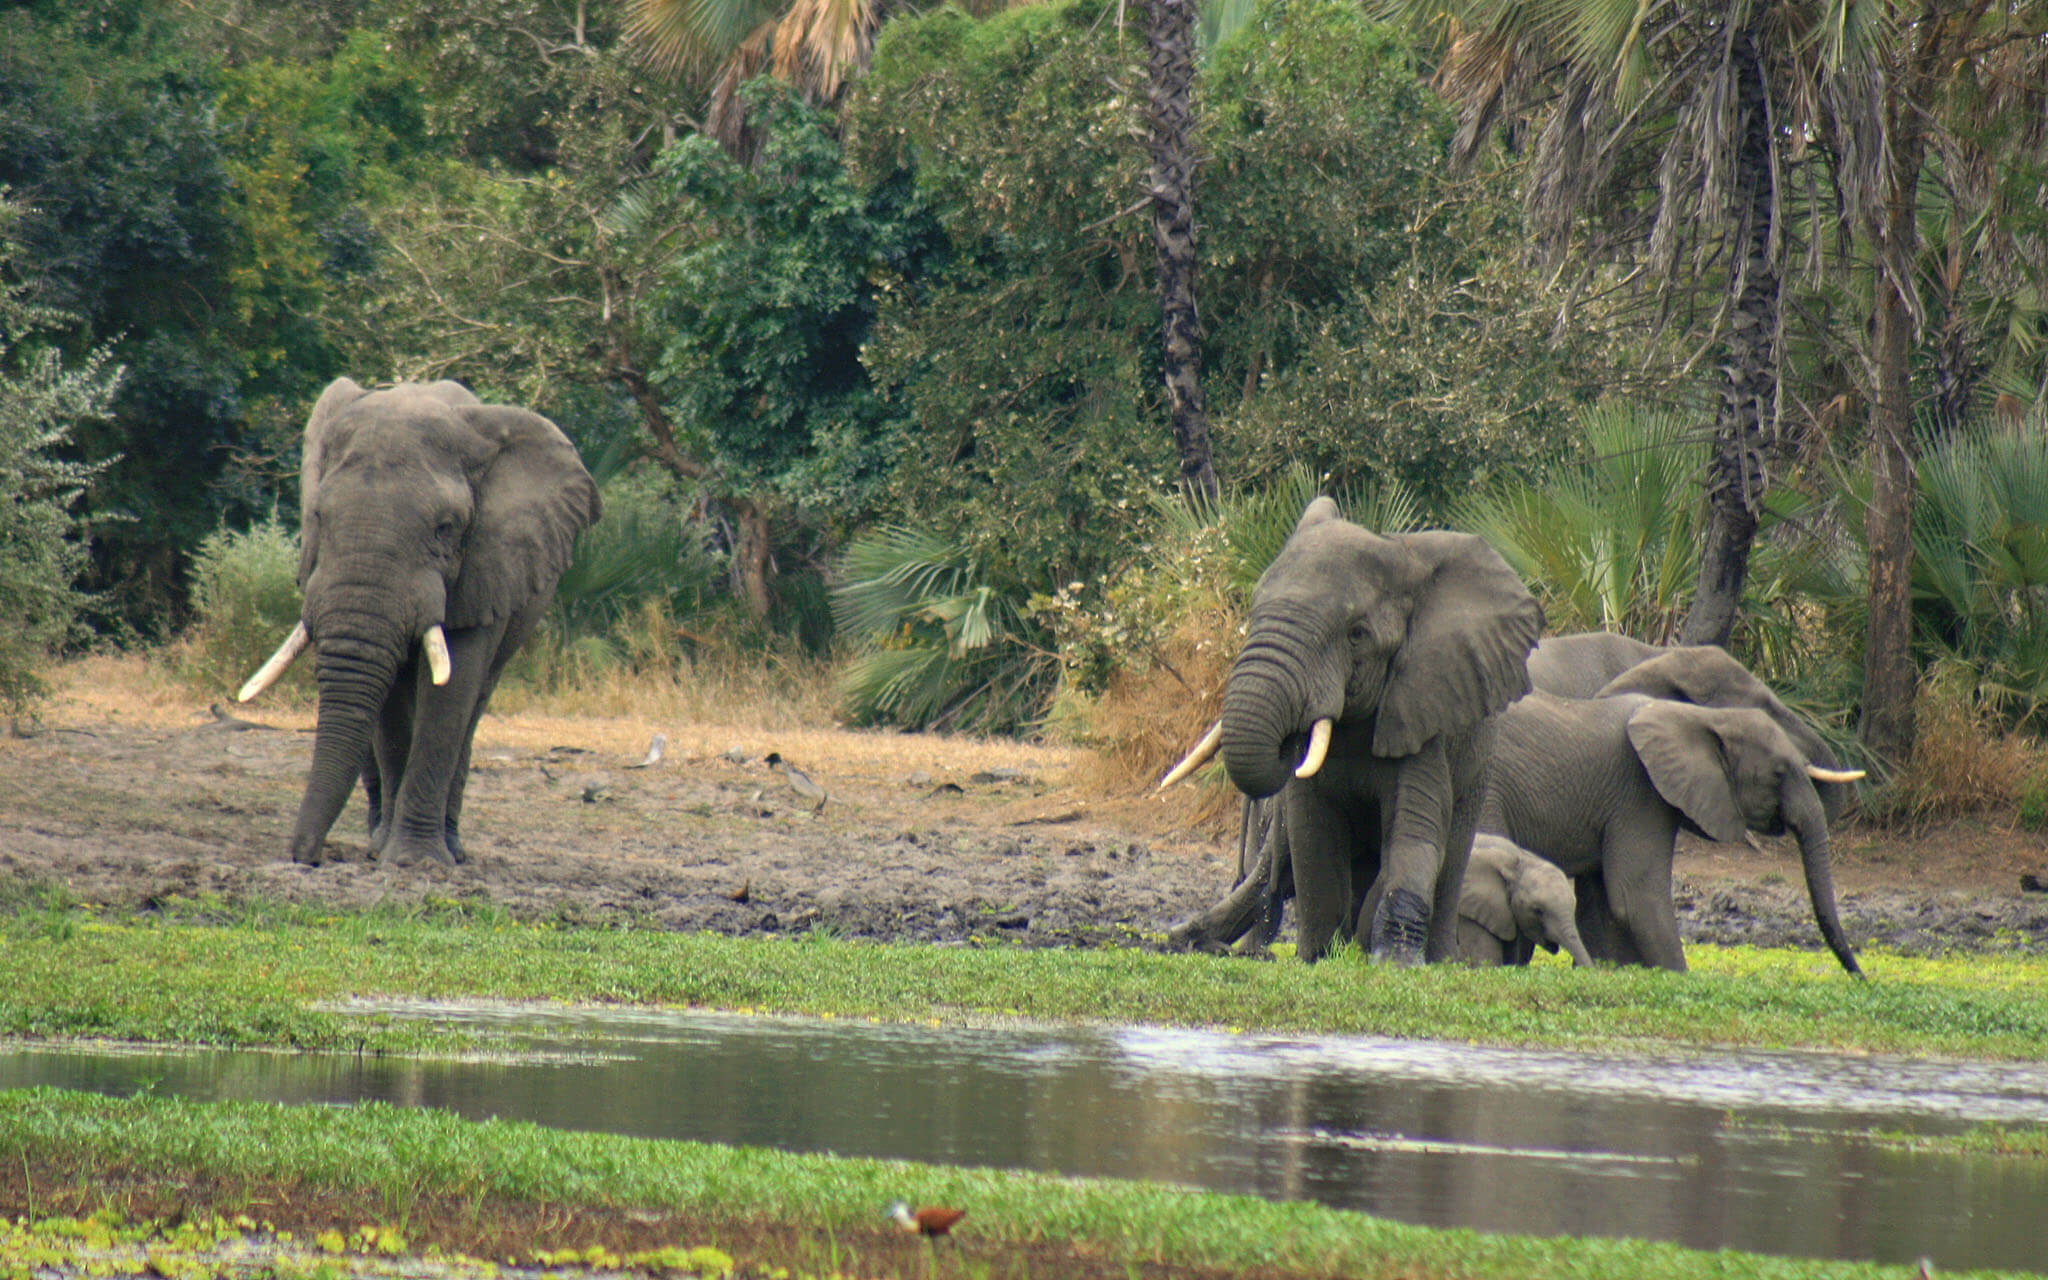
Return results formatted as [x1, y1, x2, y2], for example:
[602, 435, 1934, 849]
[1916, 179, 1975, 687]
[423, 625, 452, 686]
[1156, 720, 1223, 791]
[1805, 764, 1866, 783]
[236, 622, 309, 703]
[1294, 717, 1333, 779]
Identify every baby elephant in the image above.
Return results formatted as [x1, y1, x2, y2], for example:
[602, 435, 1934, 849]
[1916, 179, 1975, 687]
[1456, 835, 1593, 968]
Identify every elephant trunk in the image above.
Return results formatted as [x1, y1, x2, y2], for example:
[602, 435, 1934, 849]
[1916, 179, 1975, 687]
[1553, 915, 1595, 968]
[288, 618, 407, 865]
[1785, 781, 1863, 978]
[1219, 618, 1331, 800]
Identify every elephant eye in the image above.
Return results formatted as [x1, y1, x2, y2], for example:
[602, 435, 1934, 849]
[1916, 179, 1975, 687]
[1348, 621, 1371, 644]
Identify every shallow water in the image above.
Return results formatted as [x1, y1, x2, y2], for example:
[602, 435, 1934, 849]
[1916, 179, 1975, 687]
[6, 1001, 2046, 1272]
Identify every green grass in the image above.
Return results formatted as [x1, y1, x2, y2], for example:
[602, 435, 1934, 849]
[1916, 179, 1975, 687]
[2, 896, 2045, 1059]
[0, 1088, 2015, 1280]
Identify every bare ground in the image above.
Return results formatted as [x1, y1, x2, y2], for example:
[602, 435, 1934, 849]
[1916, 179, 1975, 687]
[5, 658, 2047, 957]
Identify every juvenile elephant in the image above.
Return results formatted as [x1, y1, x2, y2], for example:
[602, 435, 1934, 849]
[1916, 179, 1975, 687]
[238, 378, 601, 867]
[1528, 633, 1858, 820]
[1479, 690, 1864, 975]
[1456, 834, 1593, 968]
[1162, 498, 1542, 963]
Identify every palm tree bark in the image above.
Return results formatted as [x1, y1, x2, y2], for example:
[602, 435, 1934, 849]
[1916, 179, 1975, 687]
[1144, 0, 1219, 502]
[1680, 27, 1779, 649]
[1860, 123, 1927, 762]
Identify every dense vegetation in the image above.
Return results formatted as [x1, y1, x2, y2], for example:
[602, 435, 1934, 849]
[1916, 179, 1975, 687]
[3, 0, 2046, 795]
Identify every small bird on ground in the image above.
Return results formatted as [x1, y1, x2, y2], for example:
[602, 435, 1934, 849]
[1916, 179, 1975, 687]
[765, 751, 828, 813]
[726, 877, 751, 903]
[885, 1200, 966, 1238]
[624, 732, 666, 769]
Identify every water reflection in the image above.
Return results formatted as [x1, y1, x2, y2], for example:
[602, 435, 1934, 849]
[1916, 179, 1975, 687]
[4, 1005, 2045, 1272]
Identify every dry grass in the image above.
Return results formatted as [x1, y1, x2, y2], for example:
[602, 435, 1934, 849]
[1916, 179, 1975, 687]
[30, 650, 1089, 787]
[1866, 672, 2048, 828]
[1052, 607, 1244, 836]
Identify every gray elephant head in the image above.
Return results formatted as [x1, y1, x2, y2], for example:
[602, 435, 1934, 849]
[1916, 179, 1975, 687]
[1596, 646, 1856, 821]
[243, 377, 600, 866]
[1460, 835, 1592, 967]
[1626, 700, 1862, 976]
[1219, 498, 1541, 800]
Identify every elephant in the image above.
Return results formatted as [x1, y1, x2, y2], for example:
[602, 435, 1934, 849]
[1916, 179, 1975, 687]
[1455, 834, 1593, 968]
[1160, 498, 1543, 964]
[237, 377, 602, 867]
[1478, 689, 1865, 975]
[1527, 632, 1856, 820]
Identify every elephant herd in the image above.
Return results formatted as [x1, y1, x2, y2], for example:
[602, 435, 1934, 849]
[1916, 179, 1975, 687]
[232, 380, 1860, 978]
[1164, 497, 1867, 977]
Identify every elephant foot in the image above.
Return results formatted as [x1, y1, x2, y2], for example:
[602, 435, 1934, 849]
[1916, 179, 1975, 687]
[385, 835, 460, 869]
[1369, 887, 1431, 965]
[445, 825, 468, 866]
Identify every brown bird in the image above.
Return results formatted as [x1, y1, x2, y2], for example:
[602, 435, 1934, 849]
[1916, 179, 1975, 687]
[886, 1200, 965, 1238]
[726, 877, 751, 903]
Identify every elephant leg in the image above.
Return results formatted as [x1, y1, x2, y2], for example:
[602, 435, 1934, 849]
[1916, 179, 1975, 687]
[369, 673, 417, 857]
[1250, 812, 1294, 947]
[1425, 775, 1485, 964]
[1602, 833, 1686, 972]
[385, 624, 500, 868]
[1286, 787, 1354, 963]
[440, 608, 541, 865]
[1367, 741, 1451, 965]
[1573, 874, 1641, 965]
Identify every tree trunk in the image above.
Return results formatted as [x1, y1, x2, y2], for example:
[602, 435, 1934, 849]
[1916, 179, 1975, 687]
[1858, 77, 1929, 763]
[731, 498, 776, 621]
[613, 354, 778, 621]
[1680, 28, 1778, 650]
[1143, 0, 1218, 502]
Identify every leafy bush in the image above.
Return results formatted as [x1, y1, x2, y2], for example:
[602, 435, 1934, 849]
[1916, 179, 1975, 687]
[178, 514, 307, 701]
[1910, 414, 2048, 730]
[831, 526, 1054, 734]
[0, 194, 119, 718]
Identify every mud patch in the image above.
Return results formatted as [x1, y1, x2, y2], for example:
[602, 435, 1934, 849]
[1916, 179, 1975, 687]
[3, 689, 2046, 957]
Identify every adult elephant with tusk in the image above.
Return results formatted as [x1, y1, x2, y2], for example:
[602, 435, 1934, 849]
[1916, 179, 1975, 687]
[1530, 633, 1860, 822]
[1480, 690, 1866, 975]
[1161, 498, 1541, 963]
[238, 377, 601, 868]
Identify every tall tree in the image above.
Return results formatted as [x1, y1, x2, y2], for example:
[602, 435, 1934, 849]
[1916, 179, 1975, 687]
[1144, 0, 1219, 501]
[1405, 0, 1863, 649]
[1852, 0, 2044, 761]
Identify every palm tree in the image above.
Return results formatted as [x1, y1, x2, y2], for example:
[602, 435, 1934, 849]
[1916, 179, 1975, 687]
[1397, 0, 2047, 761]
[1398, 1, 1872, 654]
[624, 0, 881, 151]
[1145, 0, 1219, 501]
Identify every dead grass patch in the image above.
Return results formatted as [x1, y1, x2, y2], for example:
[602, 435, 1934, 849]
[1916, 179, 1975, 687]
[1865, 673, 2048, 829]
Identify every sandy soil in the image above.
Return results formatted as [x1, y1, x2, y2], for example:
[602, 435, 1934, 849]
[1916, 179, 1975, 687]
[4, 658, 2047, 957]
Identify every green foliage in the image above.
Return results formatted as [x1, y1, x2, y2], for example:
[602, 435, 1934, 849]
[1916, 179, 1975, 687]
[1910, 413, 2048, 729]
[1458, 400, 1704, 643]
[1046, 466, 1422, 697]
[640, 80, 922, 524]
[846, 0, 1160, 588]
[831, 525, 1054, 733]
[0, 195, 119, 717]
[178, 514, 309, 701]
[549, 470, 724, 646]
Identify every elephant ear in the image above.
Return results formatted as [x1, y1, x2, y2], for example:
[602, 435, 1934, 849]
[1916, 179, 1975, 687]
[1458, 842, 1518, 943]
[445, 404, 603, 630]
[1626, 700, 1746, 843]
[1375, 532, 1543, 757]
[1596, 646, 1759, 706]
[297, 377, 374, 587]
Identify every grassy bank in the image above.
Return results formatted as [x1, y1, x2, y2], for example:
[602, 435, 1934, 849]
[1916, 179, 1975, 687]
[3, 897, 2046, 1058]
[0, 1088, 2019, 1280]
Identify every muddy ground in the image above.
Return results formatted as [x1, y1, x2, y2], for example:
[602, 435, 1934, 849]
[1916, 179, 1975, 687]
[5, 659, 2048, 958]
